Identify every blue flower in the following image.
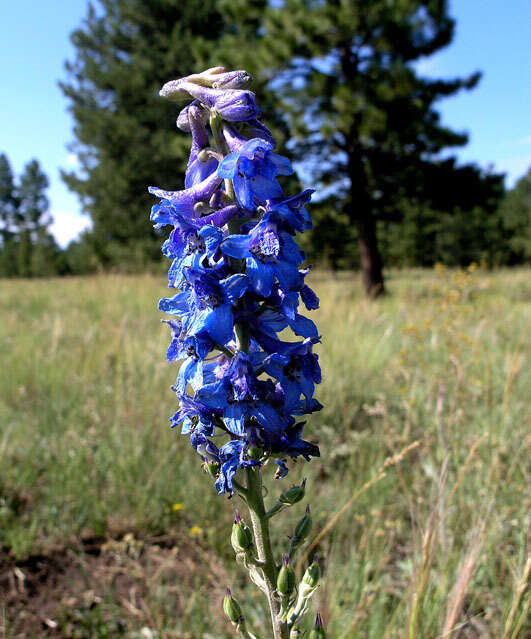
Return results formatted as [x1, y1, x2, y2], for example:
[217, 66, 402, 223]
[217, 139, 293, 210]
[160, 268, 248, 346]
[215, 440, 259, 495]
[152, 68, 323, 494]
[149, 170, 222, 217]
[221, 219, 304, 296]
[184, 104, 218, 188]
[263, 339, 321, 411]
[266, 189, 315, 234]
[163, 318, 213, 362]
[222, 121, 275, 153]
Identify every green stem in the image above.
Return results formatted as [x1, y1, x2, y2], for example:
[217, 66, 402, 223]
[246, 467, 289, 639]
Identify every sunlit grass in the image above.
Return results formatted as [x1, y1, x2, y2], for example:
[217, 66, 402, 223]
[0, 268, 529, 637]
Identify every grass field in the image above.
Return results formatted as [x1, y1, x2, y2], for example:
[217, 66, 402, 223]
[0, 268, 529, 638]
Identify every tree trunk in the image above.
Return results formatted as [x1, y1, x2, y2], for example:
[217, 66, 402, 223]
[347, 149, 385, 297]
[356, 208, 385, 297]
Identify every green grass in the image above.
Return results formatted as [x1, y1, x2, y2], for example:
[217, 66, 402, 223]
[0, 268, 529, 638]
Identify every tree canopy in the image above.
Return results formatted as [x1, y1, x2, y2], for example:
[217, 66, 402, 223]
[259, 0, 505, 292]
[54, 0, 525, 283]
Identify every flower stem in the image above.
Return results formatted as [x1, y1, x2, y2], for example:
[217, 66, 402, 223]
[246, 467, 289, 639]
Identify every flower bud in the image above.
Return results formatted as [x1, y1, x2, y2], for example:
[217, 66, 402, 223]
[231, 511, 253, 553]
[212, 70, 252, 90]
[294, 505, 312, 541]
[277, 556, 296, 596]
[223, 588, 243, 624]
[165, 82, 259, 122]
[246, 445, 262, 460]
[176, 101, 207, 131]
[309, 613, 326, 639]
[302, 561, 320, 588]
[279, 479, 306, 506]
[299, 560, 320, 598]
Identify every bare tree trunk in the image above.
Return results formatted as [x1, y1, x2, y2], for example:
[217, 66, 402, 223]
[338, 44, 385, 297]
[347, 150, 385, 297]
[356, 208, 385, 297]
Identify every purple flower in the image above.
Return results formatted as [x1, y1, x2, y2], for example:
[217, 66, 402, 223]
[151, 67, 323, 495]
[221, 219, 304, 296]
[217, 139, 293, 209]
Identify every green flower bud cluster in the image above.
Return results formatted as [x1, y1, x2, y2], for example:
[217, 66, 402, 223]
[285, 561, 321, 628]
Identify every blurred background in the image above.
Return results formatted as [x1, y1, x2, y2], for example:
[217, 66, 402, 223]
[1, 0, 530, 287]
[1, 1, 529, 638]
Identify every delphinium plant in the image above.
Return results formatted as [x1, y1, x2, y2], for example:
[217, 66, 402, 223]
[149, 67, 325, 639]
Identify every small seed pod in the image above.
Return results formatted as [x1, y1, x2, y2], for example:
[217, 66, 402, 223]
[279, 479, 306, 506]
[231, 511, 253, 553]
[277, 556, 296, 596]
[294, 505, 312, 541]
[223, 588, 243, 624]
[309, 613, 326, 639]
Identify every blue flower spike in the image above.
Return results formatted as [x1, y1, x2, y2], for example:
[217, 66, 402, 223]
[149, 67, 324, 639]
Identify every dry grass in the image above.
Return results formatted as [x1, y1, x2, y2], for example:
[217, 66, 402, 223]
[0, 267, 529, 638]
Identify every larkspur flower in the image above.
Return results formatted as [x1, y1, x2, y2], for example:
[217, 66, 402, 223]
[150, 66, 325, 639]
[217, 138, 293, 209]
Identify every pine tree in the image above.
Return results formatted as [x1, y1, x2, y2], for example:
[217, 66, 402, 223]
[16, 160, 57, 277]
[0, 157, 57, 277]
[0, 153, 20, 276]
[261, 0, 504, 294]
[0, 153, 18, 242]
[60, 0, 275, 269]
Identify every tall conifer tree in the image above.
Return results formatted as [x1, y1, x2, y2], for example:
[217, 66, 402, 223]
[261, 0, 503, 294]
[60, 0, 272, 268]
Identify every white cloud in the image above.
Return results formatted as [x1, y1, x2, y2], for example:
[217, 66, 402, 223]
[50, 210, 92, 248]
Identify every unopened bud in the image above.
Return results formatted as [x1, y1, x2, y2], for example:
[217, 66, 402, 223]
[212, 70, 252, 90]
[231, 511, 253, 553]
[277, 556, 296, 596]
[303, 561, 320, 588]
[246, 446, 262, 460]
[279, 479, 306, 506]
[294, 505, 312, 541]
[309, 613, 326, 639]
[176, 101, 207, 131]
[223, 588, 243, 624]
[300, 560, 320, 598]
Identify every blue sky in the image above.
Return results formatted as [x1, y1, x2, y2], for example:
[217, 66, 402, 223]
[1, 0, 530, 247]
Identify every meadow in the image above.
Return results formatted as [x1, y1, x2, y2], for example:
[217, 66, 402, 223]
[0, 267, 529, 638]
